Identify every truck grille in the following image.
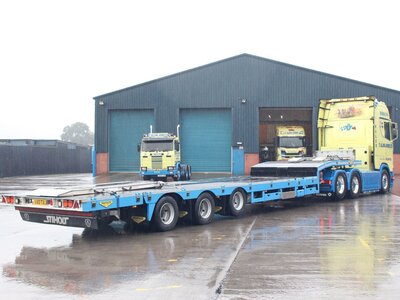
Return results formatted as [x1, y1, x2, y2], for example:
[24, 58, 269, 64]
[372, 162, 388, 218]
[152, 156, 162, 169]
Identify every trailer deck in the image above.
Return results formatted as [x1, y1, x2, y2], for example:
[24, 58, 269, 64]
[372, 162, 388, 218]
[3, 150, 391, 232]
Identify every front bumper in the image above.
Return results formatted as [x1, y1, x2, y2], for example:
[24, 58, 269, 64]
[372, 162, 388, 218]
[141, 169, 176, 177]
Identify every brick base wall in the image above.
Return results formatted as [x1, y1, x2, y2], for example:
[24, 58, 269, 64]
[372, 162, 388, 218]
[244, 153, 259, 175]
[96, 153, 109, 175]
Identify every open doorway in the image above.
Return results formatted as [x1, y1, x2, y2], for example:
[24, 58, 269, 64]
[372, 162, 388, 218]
[259, 107, 312, 161]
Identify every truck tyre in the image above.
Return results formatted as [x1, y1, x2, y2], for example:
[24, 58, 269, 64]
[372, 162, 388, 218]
[380, 170, 390, 194]
[153, 196, 179, 232]
[333, 173, 347, 200]
[181, 165, 189, 181]
[177, 165, 183, 181]
[228, 189, 247, 216]
[194, 193, 215, 225]
[186, 165, 191, 181]
[349, 173, 361, 199]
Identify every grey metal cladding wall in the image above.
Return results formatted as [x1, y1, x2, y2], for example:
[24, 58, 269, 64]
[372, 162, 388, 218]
[0, 143, 91, 177]
[95, 54, 400, 154]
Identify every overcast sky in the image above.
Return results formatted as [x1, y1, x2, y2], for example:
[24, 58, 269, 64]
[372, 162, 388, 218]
[1, 0, 399, 139]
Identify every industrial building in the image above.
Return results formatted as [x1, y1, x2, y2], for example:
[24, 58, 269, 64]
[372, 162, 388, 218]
[93, 54, 400, 175]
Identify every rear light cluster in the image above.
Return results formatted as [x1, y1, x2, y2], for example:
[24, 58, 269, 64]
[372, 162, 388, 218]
[49, 199, 82, 209]
[1, 195, 82, 209]
[1, 195, 15, 204]
[63, 200, 81, 209]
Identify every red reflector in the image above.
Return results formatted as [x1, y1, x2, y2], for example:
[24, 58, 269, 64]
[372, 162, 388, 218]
[49, 199, 54, 206]
[1, 196, 5, 203]
[321, 180, 332, 185]
[6, 196, 15, 204]
[73, 201, 80, 209]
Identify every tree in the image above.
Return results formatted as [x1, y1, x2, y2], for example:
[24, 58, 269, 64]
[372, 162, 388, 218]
[61, 122, 94, 146]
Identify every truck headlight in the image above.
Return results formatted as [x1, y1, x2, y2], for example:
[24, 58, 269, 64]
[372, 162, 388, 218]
[167, 166, 175, 171]
[141, 167, 147, 171]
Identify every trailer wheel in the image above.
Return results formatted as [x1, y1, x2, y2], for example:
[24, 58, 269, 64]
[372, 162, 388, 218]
[349, 173, 361, 199]
[194, 193, 215, 225]
[228, 189, 247, 216]
[153, 196, 179, 232]
[380, 170, 390, 194]
[333, 173, 347, 200]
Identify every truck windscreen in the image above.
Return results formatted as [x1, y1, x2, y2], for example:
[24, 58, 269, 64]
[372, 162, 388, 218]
[278, 137, 305, 148]
[142, 140, 173, 152]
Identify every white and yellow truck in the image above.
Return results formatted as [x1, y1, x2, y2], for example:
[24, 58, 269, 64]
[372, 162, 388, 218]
[139, 126, 191, 181]
[275, 126, 306, 160]
[1, 96, 397, 232]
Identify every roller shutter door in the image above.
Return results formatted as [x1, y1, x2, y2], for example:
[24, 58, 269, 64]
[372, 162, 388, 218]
[180, 109, 232, 172]
[109, 110, 154, 172]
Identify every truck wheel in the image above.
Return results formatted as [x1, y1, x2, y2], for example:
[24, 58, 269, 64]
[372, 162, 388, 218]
[194, 193, 215, 225]
[177, 165, 182, 181]
[153, 196, 179, 232]
[181, 165, 188, 181]
[333, 173, 347, 200]
[186, 165, 191, 181]
[228, 189, 247, 216]
[380, 170, 390, 194]
[349, 173, 361, 199]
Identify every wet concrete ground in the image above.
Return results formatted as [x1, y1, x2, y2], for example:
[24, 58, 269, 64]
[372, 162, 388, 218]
[1, 174, 400, 299]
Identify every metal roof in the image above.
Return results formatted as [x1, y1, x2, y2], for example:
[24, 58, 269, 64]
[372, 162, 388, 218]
[94, 53, 400, 100]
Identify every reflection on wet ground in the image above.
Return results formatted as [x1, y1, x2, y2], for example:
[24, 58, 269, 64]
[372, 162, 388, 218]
[1, 208, 253, 299]
[1, 173, 400, 299]
[219, 194, 400, 299]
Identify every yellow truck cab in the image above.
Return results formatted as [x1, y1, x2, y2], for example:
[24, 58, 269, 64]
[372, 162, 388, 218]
[139, 129, 191, 181]
[318, 96, 398, 172]
[275, 126, 306, 160]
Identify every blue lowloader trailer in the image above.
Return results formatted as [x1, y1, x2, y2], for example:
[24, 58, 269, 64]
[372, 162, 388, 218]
[1, 150, 393, 232]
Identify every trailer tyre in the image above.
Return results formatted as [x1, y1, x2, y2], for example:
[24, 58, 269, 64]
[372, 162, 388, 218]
[333, 173, 347, 200]
[228, 189, 247, 216]
[349, 173, 361, 199]
[153, 196, 179, 232]
[194, 193, 215, 225]
[380, 170, 390, 194]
